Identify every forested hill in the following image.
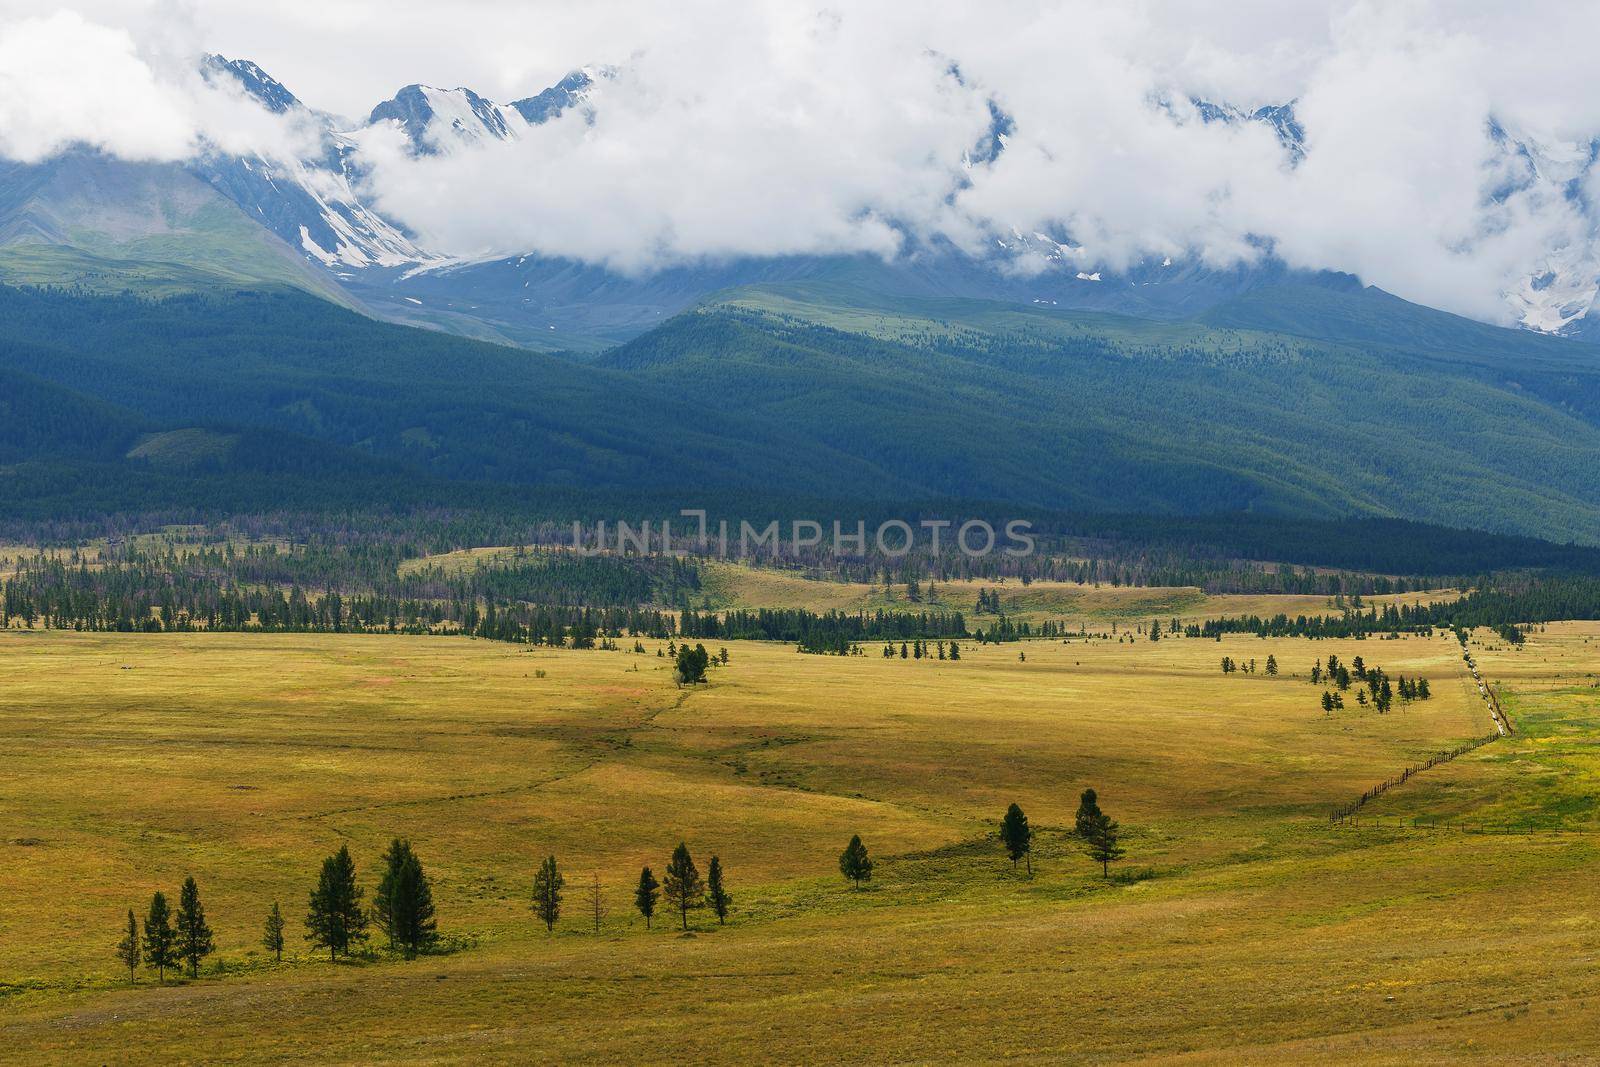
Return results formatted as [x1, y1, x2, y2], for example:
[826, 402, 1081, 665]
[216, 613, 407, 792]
[3, 281, 1600, 543]
[606, 283, 1600, 541]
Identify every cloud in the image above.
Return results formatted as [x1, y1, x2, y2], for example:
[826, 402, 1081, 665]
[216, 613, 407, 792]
[3, 2, 1599, 326]
[0, 11, 198, 162]
[0, 8, 320, 165]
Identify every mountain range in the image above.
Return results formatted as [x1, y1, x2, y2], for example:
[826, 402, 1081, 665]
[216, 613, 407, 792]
[0, 55, 1596, 350]
[3, 55, 1600, 547]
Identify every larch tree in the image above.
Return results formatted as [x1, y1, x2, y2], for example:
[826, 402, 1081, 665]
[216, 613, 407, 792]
[306, 844, 367, 962]
[374, 839, 437, 958]
[532, 855, 564, 933]
[1083, 812, 1126, 879]
[1000, 803, 1033, 876]
[706, 856, 731, 925]
[634, 866, 660, 929]
[1074, 788, 1102, 838]
[839, 835, 873, 888]
[142, 891, 179, 984]
[663, 842, 704, 931]
[262, 902, 286, 963]
[116, 909, 140, 985]
[175, 876, 215, 979]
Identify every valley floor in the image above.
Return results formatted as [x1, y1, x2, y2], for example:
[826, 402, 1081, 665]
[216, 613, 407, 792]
[0, 624, 1597, 1062]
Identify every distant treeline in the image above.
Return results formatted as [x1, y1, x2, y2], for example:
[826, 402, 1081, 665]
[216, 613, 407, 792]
[1, 545, 973, 648]
[679, 607, 968, 643]
[5, 508, 1600, 591]
[0, 545, 687, 643]
[1190, 575, 1600, 639]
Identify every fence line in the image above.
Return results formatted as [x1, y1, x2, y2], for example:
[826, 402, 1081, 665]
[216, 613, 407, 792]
[1330, 731, 1502, 823]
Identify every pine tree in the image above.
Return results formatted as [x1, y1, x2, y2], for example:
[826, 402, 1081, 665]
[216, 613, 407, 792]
[1265, 655, 1278, 676]
[263, 902, 285, 962]
[306, 844, 368, 961]
[707, 856, 731, 925]
[374, 839, 437, 957]
[634, 866, 660, 928]
[142, 891, 179, 983]
[532, 855, 564, 933]
[839, 834, 873, 888]
[1083, 812, 1126, 878]
[175, 876, 215, 978]
[999, 803, 1033, 875]
[663, 842, 704, 931]
[1074, 788, 1102, 838]
[116, 909, 140, 985]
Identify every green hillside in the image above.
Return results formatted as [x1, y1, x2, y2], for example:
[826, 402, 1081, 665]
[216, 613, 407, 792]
[2, 279, 1599, 542]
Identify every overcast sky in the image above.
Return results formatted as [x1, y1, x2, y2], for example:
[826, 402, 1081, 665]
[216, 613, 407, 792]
[2, 1, 1598, 325]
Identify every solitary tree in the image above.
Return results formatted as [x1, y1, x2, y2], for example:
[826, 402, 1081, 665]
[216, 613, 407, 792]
[142, 891, 179, 983]
[262, 902, 286, 963]
[532, 855, 564, 933]
[116, 909, 141, 985]
[999, 803, 1033, 875]
[586, 871, 607, 935]
[1265, 655, 1278, 676]
[374, 839, 437, 957]
[707, 856, 732, 925]
[663, 842, 705, 931]
[634, 866, 660, 928]
[175, 876, 215, 978]
[306, 844, 367, 961]
[1083, 812, 1126, 879]
[1074, 788, 1102, 838]
[839, 834, 873, 888]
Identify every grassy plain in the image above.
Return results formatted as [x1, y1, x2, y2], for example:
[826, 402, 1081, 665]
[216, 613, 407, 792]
[1, 622, 1597, 1063]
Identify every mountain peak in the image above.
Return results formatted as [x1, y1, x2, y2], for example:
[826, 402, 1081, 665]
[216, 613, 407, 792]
[368, 84, 520, 155]
[509, 69, 597, 125]
[202, 54, 302, 114]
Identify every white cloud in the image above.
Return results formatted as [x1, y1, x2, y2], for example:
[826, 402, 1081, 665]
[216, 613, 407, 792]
[0, 11, 197, 162]
[2, 1, 1599, 326]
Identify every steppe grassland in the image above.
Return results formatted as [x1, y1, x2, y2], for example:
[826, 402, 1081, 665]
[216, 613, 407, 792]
[2, 623, 1594, 1062]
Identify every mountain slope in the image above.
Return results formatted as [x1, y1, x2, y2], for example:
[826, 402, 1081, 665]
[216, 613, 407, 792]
[622, 280, 1600, 541]
[2, 277, 1598, 540]
[0, 153, 352, 301]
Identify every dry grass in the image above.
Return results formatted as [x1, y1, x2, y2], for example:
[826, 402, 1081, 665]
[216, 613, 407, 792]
[0, 622, 1596, 1063]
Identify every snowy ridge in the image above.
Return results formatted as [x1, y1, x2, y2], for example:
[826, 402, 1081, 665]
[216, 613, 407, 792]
[94, 57, 1600, 341]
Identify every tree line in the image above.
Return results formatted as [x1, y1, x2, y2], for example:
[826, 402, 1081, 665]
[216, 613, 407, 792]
[112, 794, 1133, 987]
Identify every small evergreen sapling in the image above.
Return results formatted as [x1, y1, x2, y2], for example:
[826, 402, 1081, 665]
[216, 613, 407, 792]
[116, 909, 140, 984]
[263, 902, 286, 962]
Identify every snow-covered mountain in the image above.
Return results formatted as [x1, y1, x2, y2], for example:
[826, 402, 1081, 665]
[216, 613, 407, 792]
[2, 55, 1596, 350]
[365, 70, 597, 156]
